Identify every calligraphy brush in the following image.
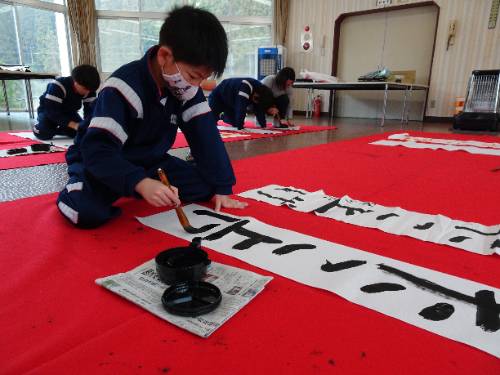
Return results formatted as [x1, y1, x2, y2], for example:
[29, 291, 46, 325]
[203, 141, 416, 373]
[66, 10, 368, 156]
[157, 168, 197, 234]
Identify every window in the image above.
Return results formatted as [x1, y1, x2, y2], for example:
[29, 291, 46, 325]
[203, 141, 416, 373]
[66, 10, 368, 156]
[0, 0, 71, 111]
[224, 24, 272, 78]
[188, 0, 272, 17]
[95, 0, 272, 78]
[98, 19, 140, 73]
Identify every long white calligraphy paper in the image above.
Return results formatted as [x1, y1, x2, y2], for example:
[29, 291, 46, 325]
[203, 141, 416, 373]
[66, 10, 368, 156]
[219, 131, 252, 139]
[388, 133, 500, 149]
[238, 185, 500, 256]
[137, 204, 500, 358]
[8, 132, 73, 149]
[370, 133, 500, 156]
[217, 126, 283, 135]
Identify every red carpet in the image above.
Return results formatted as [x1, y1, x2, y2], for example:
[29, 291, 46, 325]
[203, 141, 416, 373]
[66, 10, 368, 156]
[0, 131, 498, 374]
[172, 121, 336, 148]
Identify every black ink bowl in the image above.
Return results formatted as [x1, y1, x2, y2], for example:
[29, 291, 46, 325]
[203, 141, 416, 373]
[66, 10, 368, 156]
[155, 237, 221, 317]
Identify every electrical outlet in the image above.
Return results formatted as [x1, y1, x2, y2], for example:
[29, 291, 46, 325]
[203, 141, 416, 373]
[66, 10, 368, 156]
[376, 0, 392, 7]
[429, 99, 436, 108]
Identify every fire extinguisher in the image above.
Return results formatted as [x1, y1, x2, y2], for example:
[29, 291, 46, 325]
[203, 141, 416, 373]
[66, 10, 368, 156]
[313, 95, 322, 118]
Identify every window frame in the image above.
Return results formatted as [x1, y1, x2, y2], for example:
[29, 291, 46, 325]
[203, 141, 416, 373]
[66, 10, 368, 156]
[0, 0, 72, 70]
[0, 0, 72, 111]
[95, 1, 273, 76]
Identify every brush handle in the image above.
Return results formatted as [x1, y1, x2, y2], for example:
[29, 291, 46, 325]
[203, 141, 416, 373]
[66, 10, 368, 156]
[157, 168, 191, 228]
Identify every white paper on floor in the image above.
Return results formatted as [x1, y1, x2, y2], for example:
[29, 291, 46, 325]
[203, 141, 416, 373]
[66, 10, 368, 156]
[96, 259, 272, 338]
[388, 133, 500, 149]
[238, 185, 500, 256]
[219, 131, 252, 139]
[370, 133, 500, 156]
[137, 204, 500, 358]
[8, 132, 74, 149]
[217, 126, 282, 135]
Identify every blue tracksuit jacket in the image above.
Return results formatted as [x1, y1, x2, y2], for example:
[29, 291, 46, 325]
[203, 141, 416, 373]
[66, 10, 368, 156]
[80, 47, 235, 197]
[35, 76, 96, 139]
[208, 78, 267, 128]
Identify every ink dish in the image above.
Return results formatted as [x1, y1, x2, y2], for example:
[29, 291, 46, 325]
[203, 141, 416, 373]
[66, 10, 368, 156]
[155, 237, 210, 284]
[161, 281, 222, 317]
[155, 237, 222, 317]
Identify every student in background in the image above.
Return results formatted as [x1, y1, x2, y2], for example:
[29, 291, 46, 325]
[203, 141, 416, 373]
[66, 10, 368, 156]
[261, 67, 295, 127]
[57, 6, 247, 228]
[33, 65, 100, 140]
[208, 77, 276, 130]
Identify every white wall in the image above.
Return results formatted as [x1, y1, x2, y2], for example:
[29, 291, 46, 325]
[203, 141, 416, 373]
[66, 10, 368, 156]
[287, 0, 500, 118]
[335, 5, 437, 120]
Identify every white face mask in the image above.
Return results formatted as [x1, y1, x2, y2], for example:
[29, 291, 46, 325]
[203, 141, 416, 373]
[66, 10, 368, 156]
[162, 62, 199, 102]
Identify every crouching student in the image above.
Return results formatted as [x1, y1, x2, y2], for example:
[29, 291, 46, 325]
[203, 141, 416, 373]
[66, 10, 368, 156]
[57, 6, 247, 229]
[33, 65, 100, 140]
[261, 67, 295, 127]
[208, 77, 277, 130]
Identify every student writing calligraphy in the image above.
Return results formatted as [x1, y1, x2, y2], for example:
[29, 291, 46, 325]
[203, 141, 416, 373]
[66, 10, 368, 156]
[57, 6, 247, 228]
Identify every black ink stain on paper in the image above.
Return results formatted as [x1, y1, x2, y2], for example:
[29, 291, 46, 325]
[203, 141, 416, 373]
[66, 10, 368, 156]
[361, 283, 406, 293]
[321, 260, 367, 272]
[414, 222, 435, 230]
[273, 244, 316, 255]
[419, 303, 455, 321]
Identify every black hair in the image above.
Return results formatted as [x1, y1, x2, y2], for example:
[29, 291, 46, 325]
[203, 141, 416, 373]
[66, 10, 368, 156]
[275, 67, 296, 90]
[253, 85, 275, 111]
[71, 65, 100, 92]
[159, 6, 228, 78]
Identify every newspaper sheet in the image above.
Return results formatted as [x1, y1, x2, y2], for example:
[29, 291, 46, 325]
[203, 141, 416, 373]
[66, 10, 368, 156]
[96, 260, 272, 338]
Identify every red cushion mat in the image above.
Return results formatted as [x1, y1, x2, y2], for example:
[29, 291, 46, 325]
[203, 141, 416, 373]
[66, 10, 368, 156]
[1, 131, 499, 374]
[0, 132, 66, 170]
[172, 121, 336, 149]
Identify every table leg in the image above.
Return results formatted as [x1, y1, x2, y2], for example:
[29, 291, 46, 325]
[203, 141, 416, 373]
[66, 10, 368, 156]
[329, 89, 335, 120]
[406, 86, 414, 123]
[304, 88, 309, 118]
[2, 80, 10, 116]
[381, 83, 388, 127]
[401, 87, 408, 129]
[25, 79, 34, 119]
[306, 88, 314, 119]
[420, 88, 427, 122]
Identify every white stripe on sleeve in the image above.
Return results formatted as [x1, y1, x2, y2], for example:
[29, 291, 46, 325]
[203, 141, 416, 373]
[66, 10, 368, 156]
[66, 182, 83, 192]
[102, 77, 143, 119]
[238, 91, 249, 99]
[58, 201, 78, 224]
[45, 94, 63, 103]
[89, 116, 128, 144]
[182, 101, 211, 123]
[51, 80, 67, 97]
[242, 80, 253, 91]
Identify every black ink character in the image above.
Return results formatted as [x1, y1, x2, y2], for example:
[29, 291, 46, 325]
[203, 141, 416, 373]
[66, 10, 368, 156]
[257, 190, 304, 208]
[321, 260, 367, 272]
[419, 303, 455, 321]
[413, 222, 435, 230]
[314, 199, 374, 216]
[202, 219, 282, 250]
[360, 283, 406, 293]
[449, 226, 500, 245]
[272, 244, 316, 255]
[378, 263, 500, 332]
[376, 213, 400, 220]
